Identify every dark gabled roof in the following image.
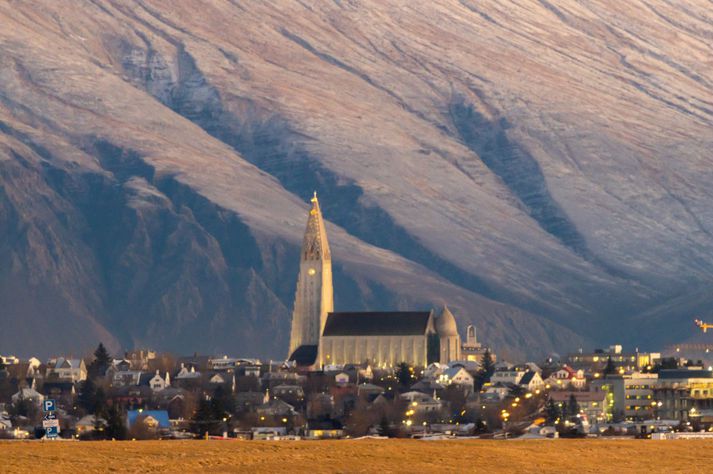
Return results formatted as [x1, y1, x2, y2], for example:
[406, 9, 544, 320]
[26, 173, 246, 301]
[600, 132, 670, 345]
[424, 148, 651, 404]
[322, 312, 431, 336]
[138, 373, 156, 386]
[519, 371, 536, 385]
[289, 345, 318, 366]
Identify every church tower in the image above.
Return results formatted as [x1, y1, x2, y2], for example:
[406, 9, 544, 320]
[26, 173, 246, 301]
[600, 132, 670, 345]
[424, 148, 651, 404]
[288, 192, 334, 361]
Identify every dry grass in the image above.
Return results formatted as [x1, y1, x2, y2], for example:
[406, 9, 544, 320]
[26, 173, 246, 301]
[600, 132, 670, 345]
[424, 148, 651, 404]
[3, 439, 713, 473]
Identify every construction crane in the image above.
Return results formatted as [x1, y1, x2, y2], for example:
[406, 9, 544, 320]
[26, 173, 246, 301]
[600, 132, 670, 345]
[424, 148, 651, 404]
[695, 319, 713, 333]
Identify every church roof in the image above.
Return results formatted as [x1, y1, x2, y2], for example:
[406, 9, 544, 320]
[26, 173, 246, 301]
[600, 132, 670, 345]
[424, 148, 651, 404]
[288, 345, 318, 366]
[301, 192, 331, 261]
[322, 312, 432, 336]
[435, 306, 458, 337]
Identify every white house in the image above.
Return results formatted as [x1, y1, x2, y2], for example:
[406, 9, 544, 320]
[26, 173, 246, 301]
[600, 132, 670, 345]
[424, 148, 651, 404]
[424, 362, 449, 379]
[0, 416, 12, 431]
[438, 367, 475, 392]
[400, 391, 442, 414]
[46, 358, 87, 382]
[176, 364, 201, 380]
[209, 356, 241, 371]
[76, 415, 106, 434]
[546, 365, 586, 389]
[448, 360, 480, 372]
[518, 371, 544, 392]
[334, 372, 350, 386]
[491, 369, 526, 385]
[11, 387, 44, 405]
[482, 383, 510, 401]
[252, 426, 287, 440]
[144, 370, 171, 392]
[523, 362, 542, 374]
[208, 372, 236, 392]
[0, 355, 20, 365]
[111, 370, 143, 387]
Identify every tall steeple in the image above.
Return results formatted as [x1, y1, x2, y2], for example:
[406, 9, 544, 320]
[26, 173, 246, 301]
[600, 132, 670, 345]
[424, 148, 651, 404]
[288, 192, 334, 359]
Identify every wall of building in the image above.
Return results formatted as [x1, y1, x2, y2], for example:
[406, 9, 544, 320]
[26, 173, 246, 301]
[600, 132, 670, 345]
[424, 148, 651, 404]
[440, 335, 461, 364]
[319, 335, 427, 367]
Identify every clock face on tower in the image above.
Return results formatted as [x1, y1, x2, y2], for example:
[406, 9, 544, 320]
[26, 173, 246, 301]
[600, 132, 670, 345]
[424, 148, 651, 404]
[307, 268, 316, 276]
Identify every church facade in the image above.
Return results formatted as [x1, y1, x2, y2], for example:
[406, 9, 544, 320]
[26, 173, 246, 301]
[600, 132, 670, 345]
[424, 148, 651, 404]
[287, 194, 461, 369]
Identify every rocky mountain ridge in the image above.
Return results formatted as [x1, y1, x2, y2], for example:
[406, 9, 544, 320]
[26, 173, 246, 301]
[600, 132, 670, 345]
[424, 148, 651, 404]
[0, 0, 711, 359]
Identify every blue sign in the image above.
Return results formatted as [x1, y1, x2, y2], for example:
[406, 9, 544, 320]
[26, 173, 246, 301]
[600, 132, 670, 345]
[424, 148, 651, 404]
[43, 413, 57, 421]
[43, 399, 56, 412]
[45, 426, 59, 438]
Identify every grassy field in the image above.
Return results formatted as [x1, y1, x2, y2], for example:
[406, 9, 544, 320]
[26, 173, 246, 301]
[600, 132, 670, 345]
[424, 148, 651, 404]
[3, 439, 712, 473]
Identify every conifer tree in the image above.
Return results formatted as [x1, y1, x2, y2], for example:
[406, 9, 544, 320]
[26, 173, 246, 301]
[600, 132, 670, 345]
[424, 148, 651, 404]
[603, 356, 616, 375]
[395, 362, 412, 388]
[545, 398, 559, 424]
[481, 350, 495, 377]
[88, 343, 112, 379]
[475, 349, 495, 389]
[104, 404, 127, 440]
[568, 394, 580, 417]
[78, 377, 97, 413]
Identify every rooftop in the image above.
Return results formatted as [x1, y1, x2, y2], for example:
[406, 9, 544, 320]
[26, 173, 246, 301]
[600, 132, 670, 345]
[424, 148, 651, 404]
[322, 312, 431, 337]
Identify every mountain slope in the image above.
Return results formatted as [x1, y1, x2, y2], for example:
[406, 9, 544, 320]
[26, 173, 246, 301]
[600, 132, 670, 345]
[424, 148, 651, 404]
[0, 0, 711, 358]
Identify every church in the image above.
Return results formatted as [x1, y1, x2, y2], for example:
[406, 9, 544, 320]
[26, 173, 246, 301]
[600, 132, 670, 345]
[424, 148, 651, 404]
[287, 193, 461, 369]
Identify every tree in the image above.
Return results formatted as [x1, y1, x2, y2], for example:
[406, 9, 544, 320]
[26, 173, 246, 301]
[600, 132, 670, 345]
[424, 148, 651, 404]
[78, 377, 108, 416]
[9, 397, 39, 422]
[603, 356, 616, 375]
[88, 343, 112, 379]
[567, 394, 580, 418]
[78, 377, 97, 413]
[378, 415, 392, 437]
[104, 405, 127, 439]
[545, 398, 559, 425]
[212, 386, 235, 415]
[475, 349, 495, 389]
[94, 387, 107, 415]
[481, 350, 495, 378]
[395, 362, 412, 389]
[191, 397, 225, 435]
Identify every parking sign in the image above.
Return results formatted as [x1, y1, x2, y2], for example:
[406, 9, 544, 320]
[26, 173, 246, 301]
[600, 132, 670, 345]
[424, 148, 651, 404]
[43, 399, 56, 412]
[45, 425, 59, 439]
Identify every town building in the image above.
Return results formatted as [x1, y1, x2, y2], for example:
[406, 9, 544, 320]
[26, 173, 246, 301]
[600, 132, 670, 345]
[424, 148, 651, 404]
[461, 325, 492, 362]
[400, 391, 442, 414]
[45, 358, 87, 382]
[567, 345, 660, 375]
[545, 365, 586, 390]
[491, 368, 527, 386]
[592, 372, 658, 421]
[126, 409, 171, 433]
[550, 391, 607, 423]
[437, 367, 475, 393]
[519, 371, 545, 392]
[653, 368, 713, 421]
[287, 194, 463, 369]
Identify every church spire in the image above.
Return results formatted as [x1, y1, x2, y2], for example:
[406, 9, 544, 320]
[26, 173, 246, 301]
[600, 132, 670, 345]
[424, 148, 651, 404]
[288, 192, 334, 361]
[302, 191, 331, 261]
